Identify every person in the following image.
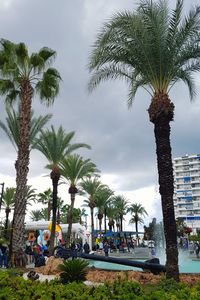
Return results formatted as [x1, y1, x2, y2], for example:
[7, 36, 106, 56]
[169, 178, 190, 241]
[195, 241, 200, 258]
[0, 243, 8, 268]
[70, 241, 78, 259]
[99, 240, 103, 254]
[0, 246, 2, 268]
[25, 241, 33, 264]
[34, 253, 46, 267]
[103, 242, 109, 257]
[83, 241, 90, 254]
[151, 247, 156, 258]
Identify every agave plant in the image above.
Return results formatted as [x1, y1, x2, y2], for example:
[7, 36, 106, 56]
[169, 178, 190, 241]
[58, 259, 89, 284]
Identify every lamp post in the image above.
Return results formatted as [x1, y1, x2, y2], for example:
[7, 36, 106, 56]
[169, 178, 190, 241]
[0, 182, 4, 211]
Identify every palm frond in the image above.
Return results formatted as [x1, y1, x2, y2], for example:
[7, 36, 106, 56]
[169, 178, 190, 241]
[35, 68, 61, 104]
[88, 0, 200, 98]
[88, 64, 132, 93]
[65, 143, 91, 156]
[172, 69, 196, 100]
[60, 154, 99, 186]
[38, 47, 56, 64]
[30, 113, 52, 149]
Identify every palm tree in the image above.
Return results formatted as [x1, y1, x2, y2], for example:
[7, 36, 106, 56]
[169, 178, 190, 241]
[128, 203, 148, 241]
[0, 105, 52, 152]
[56, 197, 64, 224]
[30, 210, 43, 222]
[95, 187, 113, 233]
[0, 39, 61, 255]
[79, 208, 88, 227]
[34, 126, 91, 253]
[80, 177, 106, 236]
[60, 204, 86, 224]
[59, 154, 99, 246]
[37, 188, 52, 221]
[88, 0, 200, 280]
[40, 208, 49, 221]
[112, 195, 129, 232]
[107, 204, 118, 231]
[25, 185, 36, 206]
[1, 187, 15, 239]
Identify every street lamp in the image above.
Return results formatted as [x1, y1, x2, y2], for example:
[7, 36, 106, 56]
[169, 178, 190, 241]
[0, 182, 4, 211]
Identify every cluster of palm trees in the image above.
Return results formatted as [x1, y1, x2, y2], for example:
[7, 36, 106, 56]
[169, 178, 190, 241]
[81, 180, 148, 238]
[34, 189, 148, 238]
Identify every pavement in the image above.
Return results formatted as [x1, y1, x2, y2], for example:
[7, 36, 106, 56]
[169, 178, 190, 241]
[106, 248, 152, 260]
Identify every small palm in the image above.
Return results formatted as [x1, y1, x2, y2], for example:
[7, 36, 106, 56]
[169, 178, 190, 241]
[58, 259, 89, 283]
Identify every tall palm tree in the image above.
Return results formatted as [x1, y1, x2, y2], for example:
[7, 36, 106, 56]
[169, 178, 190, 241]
[59, 154, 99, 246]
[0, 39, 61, 255]
[112, 195, 129, 232]
[0, 105, 52, 152]
[88, 0, 200, 280]
[80, 177, 106, 236]
[128, 203, 148, 240]
[1, 187, 15, 239]
[34, 126, 91, 253]
[37, 188, 52, 221]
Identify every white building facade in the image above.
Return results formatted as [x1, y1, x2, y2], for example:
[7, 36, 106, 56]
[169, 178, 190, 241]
[173, 154, 200, 234]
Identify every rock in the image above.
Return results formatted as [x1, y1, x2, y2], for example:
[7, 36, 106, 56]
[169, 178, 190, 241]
[27, 271, 39, 281]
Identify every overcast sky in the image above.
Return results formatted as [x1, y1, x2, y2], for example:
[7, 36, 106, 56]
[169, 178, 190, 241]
[0, 0, 200, 228]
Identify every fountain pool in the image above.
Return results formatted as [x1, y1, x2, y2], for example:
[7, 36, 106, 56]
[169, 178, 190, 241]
[88, 256, 200, 273]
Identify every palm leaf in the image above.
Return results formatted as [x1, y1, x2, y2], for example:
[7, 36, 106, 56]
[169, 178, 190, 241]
[58, 259, 89, 283]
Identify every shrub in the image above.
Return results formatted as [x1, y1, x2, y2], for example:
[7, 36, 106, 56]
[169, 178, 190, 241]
[6, 268, 23, 278]
[58, 258, 89, 284]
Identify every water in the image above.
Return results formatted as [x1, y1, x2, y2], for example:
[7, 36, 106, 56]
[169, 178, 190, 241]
[89, 252, 200, 273]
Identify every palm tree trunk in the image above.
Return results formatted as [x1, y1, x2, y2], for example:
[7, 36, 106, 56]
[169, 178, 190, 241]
[4, 208, 10, 239]
[11, 80, 32, 263]
[120, 216, 123, 232]
[49, 170, 60, 255]
[148, 93, 179, 281]
[99, 218, 102, 233]
[47, 200, 51, 221]
[135, 222, 138, 238]
[66, 193, 76, 247]
[104, 208, 107, 233]
[135, 221, 139, 246]
[90, 207, 95, 248]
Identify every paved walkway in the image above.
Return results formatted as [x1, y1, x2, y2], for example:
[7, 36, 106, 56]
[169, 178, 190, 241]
[106, 248, 152, 260]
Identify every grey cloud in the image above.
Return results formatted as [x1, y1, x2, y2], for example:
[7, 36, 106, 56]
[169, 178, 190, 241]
[0, 0, 200, 194]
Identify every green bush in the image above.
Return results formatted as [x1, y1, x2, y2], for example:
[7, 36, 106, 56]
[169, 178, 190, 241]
[1, 270, 200, 299]
[58, 258, 89, 284]
[6, 268, 23, 278]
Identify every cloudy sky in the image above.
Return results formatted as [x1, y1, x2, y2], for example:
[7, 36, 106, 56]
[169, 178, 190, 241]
[0, 0, 200, 228]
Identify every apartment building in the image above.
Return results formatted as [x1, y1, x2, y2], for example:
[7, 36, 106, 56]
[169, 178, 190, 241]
[173, 154, 200, 234]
